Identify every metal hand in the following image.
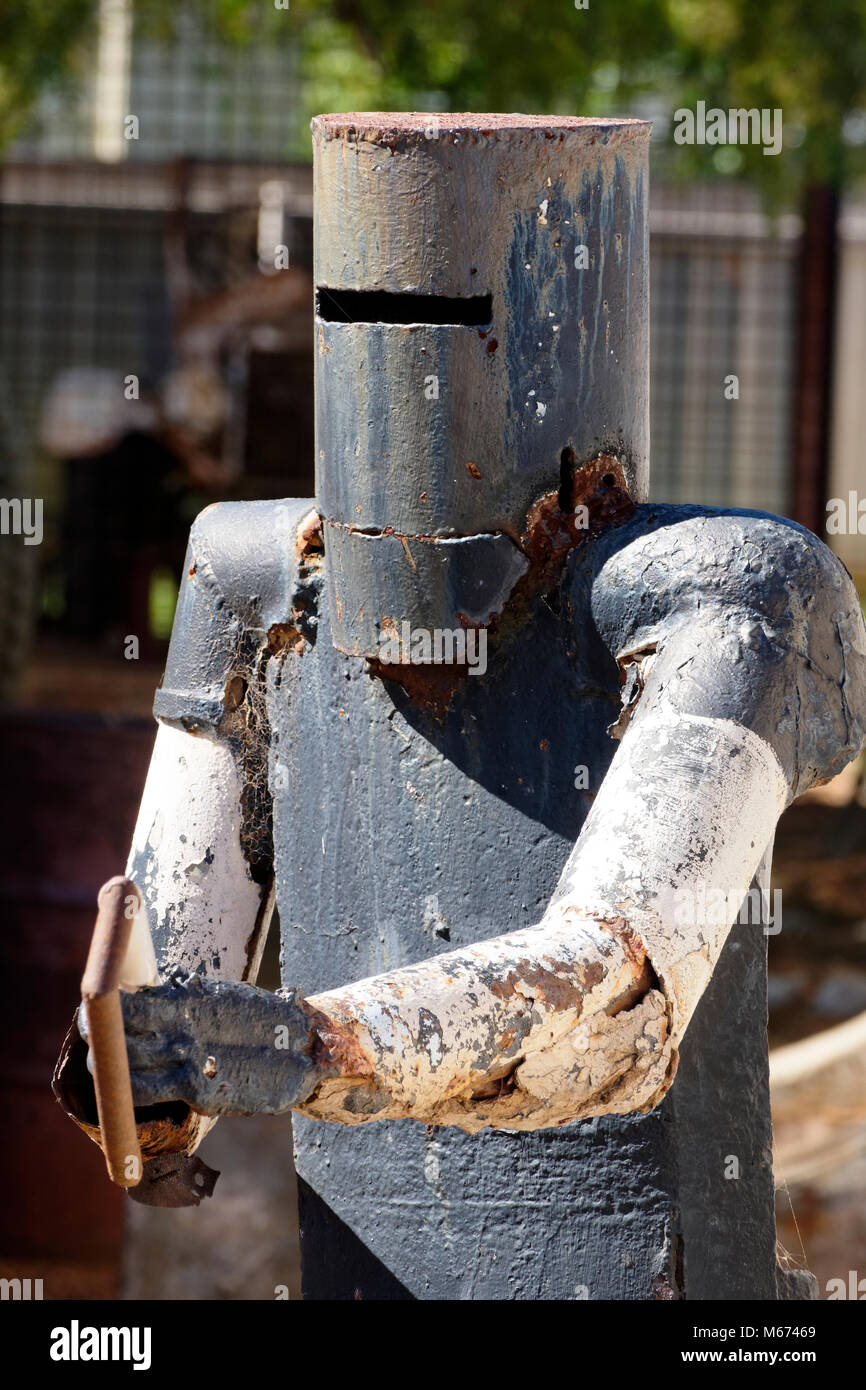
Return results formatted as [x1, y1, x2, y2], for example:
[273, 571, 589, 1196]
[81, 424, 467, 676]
[81, 969, 325, 1117]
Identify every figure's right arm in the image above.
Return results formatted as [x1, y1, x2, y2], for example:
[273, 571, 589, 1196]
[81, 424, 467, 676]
[53, 498, 324, 1171]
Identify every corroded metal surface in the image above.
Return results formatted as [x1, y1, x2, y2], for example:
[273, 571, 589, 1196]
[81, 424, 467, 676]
[52, 110, 866, 1299]
[297, 914, 671, 1131]
[312, 114, 649, 658]
[323, 523, 528, 660]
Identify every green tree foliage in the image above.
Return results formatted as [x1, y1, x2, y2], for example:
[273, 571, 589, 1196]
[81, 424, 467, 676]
[3, 0, 866, 196]
[0, 1, 96, 149]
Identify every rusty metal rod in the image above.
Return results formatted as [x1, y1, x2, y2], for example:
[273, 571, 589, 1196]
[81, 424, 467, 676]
[81, 876, 142, 1187]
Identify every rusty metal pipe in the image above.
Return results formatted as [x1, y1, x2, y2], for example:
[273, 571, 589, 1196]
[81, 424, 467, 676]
[298, 912, 668, 1131]
[81, 876, 142, 1187]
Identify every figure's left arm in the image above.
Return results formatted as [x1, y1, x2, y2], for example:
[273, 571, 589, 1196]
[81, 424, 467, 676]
[120, 507, 866, 1133]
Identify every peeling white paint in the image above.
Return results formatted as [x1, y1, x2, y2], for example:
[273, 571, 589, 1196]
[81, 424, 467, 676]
[118, 904, 160, 991]
[125, 722, 268, 983]
[545, 712, 788, 1039]
[299, 713, 787, 1134]
[301, 911, 670, 1132]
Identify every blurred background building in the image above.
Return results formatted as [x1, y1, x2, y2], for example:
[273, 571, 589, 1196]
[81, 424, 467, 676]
[1, 0, 865, 1302]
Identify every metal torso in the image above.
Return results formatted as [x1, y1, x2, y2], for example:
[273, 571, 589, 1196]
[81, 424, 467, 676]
[270, 563, 778, 1300]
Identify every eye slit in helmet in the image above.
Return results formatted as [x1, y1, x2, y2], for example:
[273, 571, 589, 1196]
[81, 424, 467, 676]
[315, 288, 493, 327]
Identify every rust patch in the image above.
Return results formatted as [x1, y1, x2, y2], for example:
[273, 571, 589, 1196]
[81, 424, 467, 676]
[360, 456, 633, 719]
[281, 511, 324, 653]
[521, 452, 635, 572]
[654, 1234, 685, 1300]
[52, 1018, 214, 1161]
[369, 658, 472, 719]
[134, 1107, 212, 1158]
[595, 915, 649, 971]
[301, 998, 376, 1081]
[653, 1273, 677, 1301]
[369, 607, 484, 716]
[609, 644, 658, 740]
[266, 622, 308, 657]
[295, 509, 324, 561]
[370, 600, 498, 715]
[400, 535, 417, 570]
[488, 957, 603, 1012]
[473, 453, 636, 664]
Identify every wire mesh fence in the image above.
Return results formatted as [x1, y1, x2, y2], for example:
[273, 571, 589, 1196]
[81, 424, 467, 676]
[1, 167, 804, 528]
[649, 182, 800, 515]
[0, 13, 851, 648]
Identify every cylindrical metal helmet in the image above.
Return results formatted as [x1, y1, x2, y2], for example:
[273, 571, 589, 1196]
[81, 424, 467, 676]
[312, 113, 650, 661]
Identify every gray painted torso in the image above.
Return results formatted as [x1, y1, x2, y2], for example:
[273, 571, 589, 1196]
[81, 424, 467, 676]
[269, 562, 777, 1299]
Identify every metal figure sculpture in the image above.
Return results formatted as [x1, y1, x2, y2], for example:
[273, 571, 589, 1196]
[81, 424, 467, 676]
[55, 114, 866, 1300]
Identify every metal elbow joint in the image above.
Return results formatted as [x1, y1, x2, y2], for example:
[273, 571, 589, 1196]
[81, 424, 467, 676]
[297, 506, 866, 1132]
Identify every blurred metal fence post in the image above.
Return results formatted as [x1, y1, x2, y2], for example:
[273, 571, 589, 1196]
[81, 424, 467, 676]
[792, 185, 840, 538]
